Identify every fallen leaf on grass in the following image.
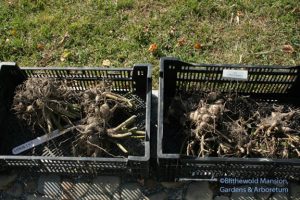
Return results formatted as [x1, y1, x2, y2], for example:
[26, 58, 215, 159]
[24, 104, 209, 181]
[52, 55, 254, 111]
[148, 43, 158, 53]
[102, 59, 111, 67]
[169, 26, 176, 37]
[194, 42, 201, 50]
[282, 45, 294, 53]
[10, 29, 17, 36]
[177, 37, 186, 46]
[235, 11, 244, 25]
[237, 11, 244, 17]
[36, 43, 45, 51]
[60, 50, 71, 62]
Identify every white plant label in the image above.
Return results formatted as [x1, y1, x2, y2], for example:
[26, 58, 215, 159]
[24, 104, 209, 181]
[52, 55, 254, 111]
[222, 69, 248, 81]
[12, 129, 65, 155]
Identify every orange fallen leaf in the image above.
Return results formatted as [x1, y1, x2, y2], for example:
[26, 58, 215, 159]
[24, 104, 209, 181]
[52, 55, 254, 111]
[148, 43, 158, 53]
[194, 42, 201, 50]
[282, 45, 294, 53]
[36, 43, 45, 51]
[177, 37, 186, 46]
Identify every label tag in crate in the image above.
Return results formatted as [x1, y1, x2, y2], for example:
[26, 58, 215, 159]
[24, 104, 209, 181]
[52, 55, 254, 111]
[222, 69, 248, 81]
[12, 127, 70, 155]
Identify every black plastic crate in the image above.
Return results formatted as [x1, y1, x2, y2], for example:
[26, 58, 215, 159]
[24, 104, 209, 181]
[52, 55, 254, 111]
[157, 57, 300, 181]
[0, 62, 151, 177]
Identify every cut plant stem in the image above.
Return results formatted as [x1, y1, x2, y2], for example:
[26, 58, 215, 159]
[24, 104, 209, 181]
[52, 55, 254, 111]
[43, 107, 53, 133]
[205, 136, 217, 141]
[127, 127, 138, 132]
[289, 143, 300, 157]
[113, 115, 137, 131]
[103, 92, 134, 108]
[108, 132, 132, 138]
[132, 130, 146, 135]
[114, 142, 128, 154]
[131, 135, 145, 139]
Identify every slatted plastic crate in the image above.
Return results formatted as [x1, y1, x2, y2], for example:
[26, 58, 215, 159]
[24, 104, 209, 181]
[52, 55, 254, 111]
[0, 62, 151, 177]
[157, 57, 300, 181]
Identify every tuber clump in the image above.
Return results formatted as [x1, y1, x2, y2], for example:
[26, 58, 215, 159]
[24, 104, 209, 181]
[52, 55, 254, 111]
[165, 91, 300, 159]
[12, 78, 146, 157]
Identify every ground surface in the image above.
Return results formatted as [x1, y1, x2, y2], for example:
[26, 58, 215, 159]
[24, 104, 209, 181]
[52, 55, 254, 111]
[0, 172, 300, 200]
[1, 0, 299, 87]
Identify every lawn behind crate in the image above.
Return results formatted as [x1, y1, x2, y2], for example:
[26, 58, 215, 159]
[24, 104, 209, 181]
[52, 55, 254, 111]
[0, 0, 299, 87]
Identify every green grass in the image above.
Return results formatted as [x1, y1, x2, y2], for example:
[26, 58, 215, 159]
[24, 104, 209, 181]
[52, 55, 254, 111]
[0, 0, 299, 87]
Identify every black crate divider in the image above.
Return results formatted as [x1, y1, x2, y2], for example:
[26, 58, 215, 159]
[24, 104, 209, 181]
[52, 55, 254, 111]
[158, 57, 300, 181]
[0, 62, 151, 177]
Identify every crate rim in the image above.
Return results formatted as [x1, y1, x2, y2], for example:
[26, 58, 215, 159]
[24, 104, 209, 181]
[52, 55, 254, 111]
[0, 155, 128, 162]
[20, 66, 133, 71]
[1, 62, 153, 71]
[160, 57, 299, 69]
[158, 153, 300, 165]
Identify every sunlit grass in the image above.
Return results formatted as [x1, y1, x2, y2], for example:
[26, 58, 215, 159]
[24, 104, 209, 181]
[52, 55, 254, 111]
[0, 0, 299, 87]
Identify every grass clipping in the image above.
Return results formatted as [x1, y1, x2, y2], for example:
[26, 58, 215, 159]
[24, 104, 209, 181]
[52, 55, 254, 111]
[12, 78, 145, 157]
[166, 92, 300, 159]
